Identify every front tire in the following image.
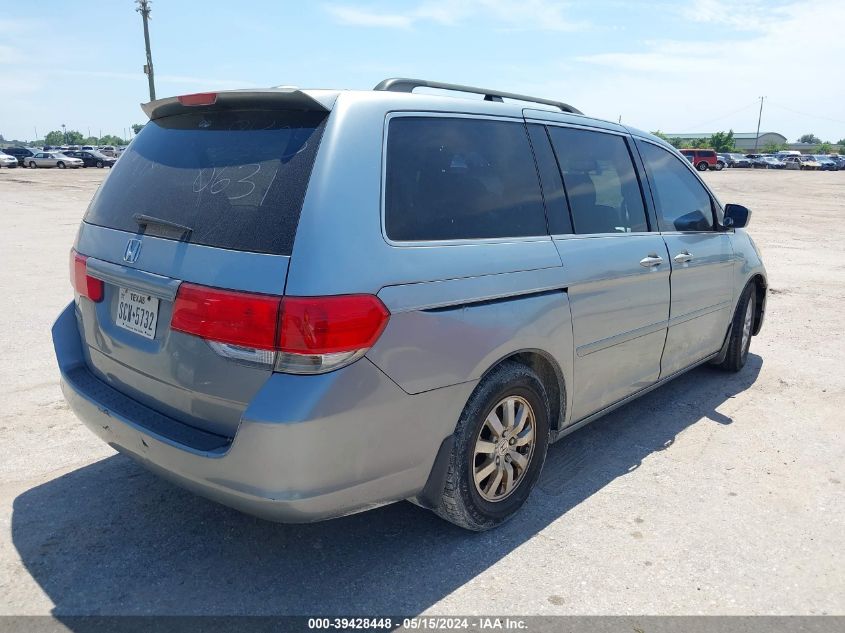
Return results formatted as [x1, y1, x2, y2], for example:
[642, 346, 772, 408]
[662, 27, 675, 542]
[57, 161, 65, 169]
[28, 161, 36, 168]
[717, 284, 756, 372]
[434, 361, 550, 531]
[96, 160, 104, 168]
[714, 162, 724, 171]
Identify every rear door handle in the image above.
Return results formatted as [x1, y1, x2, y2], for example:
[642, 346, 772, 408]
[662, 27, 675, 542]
[673, 251, 693, 264]
[639, 254, 664, 268]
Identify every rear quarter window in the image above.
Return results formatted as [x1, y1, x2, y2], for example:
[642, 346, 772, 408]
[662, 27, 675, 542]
[384, 117, 547, 242]
[83, 109, 327, 256]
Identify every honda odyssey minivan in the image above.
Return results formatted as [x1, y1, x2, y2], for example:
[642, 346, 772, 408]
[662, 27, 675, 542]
[53, 79, 767, 530]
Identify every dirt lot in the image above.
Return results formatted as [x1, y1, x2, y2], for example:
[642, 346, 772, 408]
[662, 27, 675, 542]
[0, 167, 843, 616]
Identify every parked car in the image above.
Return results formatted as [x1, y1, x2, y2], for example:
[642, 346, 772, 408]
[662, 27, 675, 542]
[728, 153, 752, 168]
[715, 153, 730, 169]
[745, 154, 764, 168]
[98, 146, 116, 157]
[1, 146, 38, 166]
[0, 150, 19, 168]
[26, 151, 84, 169]
[747, 154, 783, 169]
[679, 148, 720, 171]
[53, 80, 767, 530]
[81, 145, 95, 151]
[64, 150, 116, 168]
[827, 155, 845, 169]
[782, 156, 820, 170]
[811, 155, 840, 171]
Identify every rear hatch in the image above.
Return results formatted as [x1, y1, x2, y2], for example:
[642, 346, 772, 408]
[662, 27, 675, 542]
[72, 90, 330, 438]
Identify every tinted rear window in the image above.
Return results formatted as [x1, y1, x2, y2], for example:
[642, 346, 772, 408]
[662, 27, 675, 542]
[84, 109, 327, 255]
[384, 117, 547, 241]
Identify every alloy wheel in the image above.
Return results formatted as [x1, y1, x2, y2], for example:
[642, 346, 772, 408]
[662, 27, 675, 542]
[742, 300, 753, 352]
[472, 395, 536, 502]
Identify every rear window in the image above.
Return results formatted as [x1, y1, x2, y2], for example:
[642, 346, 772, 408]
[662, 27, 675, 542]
[384, 117, 547, 241]
[84, 109, 327, 255]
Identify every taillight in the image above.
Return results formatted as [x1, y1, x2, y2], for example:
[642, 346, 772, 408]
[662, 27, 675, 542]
[177, 92, 217, 106]
[276, 295, 390, 374]
[170, 284, 389, 374]
[171, 283, 281, 350]
[70, 250, 104, 302]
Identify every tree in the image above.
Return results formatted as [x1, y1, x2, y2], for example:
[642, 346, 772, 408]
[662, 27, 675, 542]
[708, 130, 735, 152]
[798, 133, 821, 144]
[837, 138, 845, 146]
[98, 134, 127, 146]
[44, 130, 65, 145]
[131, 123, 145, 135]
[762, 141, 786, 154]
[66, 130, 84, 145]
[651, 130, 684, 149]
[817, 142, 833, 154]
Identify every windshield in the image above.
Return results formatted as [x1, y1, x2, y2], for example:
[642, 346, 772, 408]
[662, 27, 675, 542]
[84, 108, 327, 255]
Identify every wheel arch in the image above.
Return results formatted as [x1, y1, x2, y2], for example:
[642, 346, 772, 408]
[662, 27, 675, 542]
[749, 273, 767, 335]
[479, 348, 567, 434]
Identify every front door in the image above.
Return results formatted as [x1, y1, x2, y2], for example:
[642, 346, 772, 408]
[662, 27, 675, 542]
[637, 140, 734, 377]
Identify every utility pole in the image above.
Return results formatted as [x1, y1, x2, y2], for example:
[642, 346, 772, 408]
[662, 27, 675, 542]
[753, 96, 765, 151]
[136, 0, 156, 101]
[61, 124, 67, 145]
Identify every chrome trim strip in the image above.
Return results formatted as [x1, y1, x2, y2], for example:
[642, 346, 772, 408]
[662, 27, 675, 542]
[667, 301, 732, 327]
[86, 258, 181, 301]
[377, 266, 566, 314]
[576, 320, 668, 358]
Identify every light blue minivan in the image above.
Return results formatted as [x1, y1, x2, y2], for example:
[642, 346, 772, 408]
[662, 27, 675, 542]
[53, 79, 767, 530]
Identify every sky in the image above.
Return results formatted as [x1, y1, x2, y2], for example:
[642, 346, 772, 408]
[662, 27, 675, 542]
[1, 0, 844, 144]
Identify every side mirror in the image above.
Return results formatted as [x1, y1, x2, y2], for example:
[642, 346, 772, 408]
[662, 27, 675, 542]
[723, 203, 751, 229]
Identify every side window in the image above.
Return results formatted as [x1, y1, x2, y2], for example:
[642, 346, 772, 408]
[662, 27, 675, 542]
[547, 127, 648, 234]
[384, 117, 547, 241]
[639, 142, 715, 232]
[526, 124, 572, 235]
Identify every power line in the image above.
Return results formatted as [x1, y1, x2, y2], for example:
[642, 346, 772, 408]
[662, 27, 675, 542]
[682, 100, 760, 131]
[766, 101, 845, 127]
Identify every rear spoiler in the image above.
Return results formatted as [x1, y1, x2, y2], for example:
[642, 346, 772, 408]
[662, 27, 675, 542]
[141, 87, 333, 120]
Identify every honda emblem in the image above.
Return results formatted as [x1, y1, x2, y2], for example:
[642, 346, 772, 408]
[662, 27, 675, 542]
[123, 239, 142, 264]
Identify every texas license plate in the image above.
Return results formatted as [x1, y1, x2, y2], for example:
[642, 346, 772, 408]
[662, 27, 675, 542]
[116, 287, 159, 340]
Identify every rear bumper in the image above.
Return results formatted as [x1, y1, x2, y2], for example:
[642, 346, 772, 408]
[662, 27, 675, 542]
[53, 302, 474, 522]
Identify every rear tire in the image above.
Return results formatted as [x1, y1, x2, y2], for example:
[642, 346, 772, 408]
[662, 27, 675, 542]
[96, 160, 104, 168]
[716, 284, 755, 373]
[433, 361, 550, 531]
[28, 161, 36, 168]
[696, 161, 708, 171]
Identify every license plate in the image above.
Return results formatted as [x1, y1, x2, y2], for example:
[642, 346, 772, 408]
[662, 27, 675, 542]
[116, 287, 159, 340]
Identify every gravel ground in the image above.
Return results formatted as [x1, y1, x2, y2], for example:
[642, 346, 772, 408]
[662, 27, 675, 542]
[0, 166, 842, 616]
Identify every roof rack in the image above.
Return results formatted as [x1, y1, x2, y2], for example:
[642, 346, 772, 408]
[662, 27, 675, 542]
[373, 78, 582, 115]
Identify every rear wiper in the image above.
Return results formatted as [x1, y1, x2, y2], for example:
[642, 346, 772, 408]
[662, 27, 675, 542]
[133, 213, 193, 241]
